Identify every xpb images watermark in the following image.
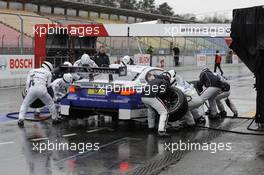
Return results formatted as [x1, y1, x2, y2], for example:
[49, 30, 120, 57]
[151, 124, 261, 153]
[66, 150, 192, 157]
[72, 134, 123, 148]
[32, 140, 100, 154]
[164, 140, 232, 154]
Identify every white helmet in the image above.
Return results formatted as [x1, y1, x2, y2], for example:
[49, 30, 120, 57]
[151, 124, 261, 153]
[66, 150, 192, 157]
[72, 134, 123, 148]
[41, 61, 53, 72]
[80, 54, 91, 65]
[122, 55, 131, 64]
[163, 70, 177, 85]
[63, 73, 73, 84]
[168, 70, 176, 79]
[63, 61, 72, 67]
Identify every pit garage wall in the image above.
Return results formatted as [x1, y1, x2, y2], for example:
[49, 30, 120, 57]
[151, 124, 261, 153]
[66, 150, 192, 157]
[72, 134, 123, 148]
[109, 55, 231, 67]
[0, 55, 34, 87]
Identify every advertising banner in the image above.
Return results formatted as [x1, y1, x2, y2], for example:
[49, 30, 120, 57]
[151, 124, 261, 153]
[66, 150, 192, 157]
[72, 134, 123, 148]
[0, 55, 34, 79]
[197, 54, 207, 67]
[134, 54, 151, 66]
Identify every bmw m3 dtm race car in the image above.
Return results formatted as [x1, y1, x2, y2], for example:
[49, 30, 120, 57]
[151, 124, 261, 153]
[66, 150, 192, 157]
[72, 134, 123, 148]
[59, 64, 201, 122]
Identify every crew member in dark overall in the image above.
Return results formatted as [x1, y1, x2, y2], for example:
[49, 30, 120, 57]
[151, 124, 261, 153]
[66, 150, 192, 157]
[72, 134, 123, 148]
[141, 71, 175, 137]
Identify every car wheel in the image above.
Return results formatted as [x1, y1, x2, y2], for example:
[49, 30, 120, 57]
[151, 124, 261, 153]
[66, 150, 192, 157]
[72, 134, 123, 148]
[166, 87, 188, 122]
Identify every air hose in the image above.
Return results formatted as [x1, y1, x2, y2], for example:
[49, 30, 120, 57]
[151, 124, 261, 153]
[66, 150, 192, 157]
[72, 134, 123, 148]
[6, 112, 51, 122]
[195, 116, 264, 136]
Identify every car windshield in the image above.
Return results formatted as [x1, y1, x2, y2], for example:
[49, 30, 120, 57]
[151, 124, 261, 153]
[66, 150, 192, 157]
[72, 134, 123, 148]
[93, 71, 140, 81]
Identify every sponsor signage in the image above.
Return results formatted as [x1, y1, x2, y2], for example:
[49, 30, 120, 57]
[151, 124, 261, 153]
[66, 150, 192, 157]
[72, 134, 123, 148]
[197, 54, 207, 67]
[134, 54, 151, 66]
[0, 55, 34, 79]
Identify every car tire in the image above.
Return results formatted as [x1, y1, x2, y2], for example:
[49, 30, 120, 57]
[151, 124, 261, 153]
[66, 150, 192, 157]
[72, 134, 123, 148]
[22, 87, 54, 108]
[166, 87, 188, 122]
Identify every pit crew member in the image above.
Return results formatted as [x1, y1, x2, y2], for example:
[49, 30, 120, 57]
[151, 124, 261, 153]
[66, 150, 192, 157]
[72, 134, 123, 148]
[52, 61, 72, 80]
[18, 61, 60, 127]
[73, 53, 98, 80]
[197, 68, 222, 119]
[73, 53, 98, 67]
[51, 73, 73, 119]
[214, 73, 238, 117]
[122, 55, 135, 65]
[141, 71, 174, 137]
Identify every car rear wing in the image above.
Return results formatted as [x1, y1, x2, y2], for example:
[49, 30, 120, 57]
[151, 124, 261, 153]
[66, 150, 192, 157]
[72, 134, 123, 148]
[60, 64, 127, 82]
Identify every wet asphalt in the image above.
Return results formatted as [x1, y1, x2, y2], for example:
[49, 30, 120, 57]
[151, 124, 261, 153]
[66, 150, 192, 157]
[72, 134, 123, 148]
[0, 73, 264, 175]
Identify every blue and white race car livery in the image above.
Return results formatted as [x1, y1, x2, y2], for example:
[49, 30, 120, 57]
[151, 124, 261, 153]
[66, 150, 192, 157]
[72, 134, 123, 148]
[60, 65, 164, 120]
[59, 64, 203, 120]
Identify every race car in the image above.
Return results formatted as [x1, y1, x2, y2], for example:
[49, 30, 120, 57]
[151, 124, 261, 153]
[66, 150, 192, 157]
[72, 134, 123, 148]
[59, 64, 190, 122]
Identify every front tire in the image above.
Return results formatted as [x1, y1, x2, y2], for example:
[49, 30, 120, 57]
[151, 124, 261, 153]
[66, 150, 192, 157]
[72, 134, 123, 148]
[166, 87, 188, 122]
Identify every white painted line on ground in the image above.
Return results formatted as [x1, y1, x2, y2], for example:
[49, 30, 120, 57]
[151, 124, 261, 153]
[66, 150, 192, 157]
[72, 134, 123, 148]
[0, 141, 15, 145]
[30, 137, 49, 142]
[62, 133, 77, 137]
[86, 127, 111, 133]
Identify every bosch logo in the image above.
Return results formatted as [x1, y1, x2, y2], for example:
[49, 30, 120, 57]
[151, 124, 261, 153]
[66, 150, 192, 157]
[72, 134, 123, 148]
[9, 58, 33, 69]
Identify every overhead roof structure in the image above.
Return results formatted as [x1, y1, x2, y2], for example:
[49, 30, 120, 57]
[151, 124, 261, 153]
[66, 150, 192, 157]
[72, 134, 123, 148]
[11, 0, 195, 23]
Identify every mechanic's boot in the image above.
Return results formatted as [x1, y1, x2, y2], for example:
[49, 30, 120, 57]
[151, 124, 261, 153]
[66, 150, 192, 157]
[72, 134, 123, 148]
[52, 118, 62, 125]
[158, 131, 171, 137]
[18, 119, 24, 128]
[233, 112, 238, 118]
[219, 111, 227, 117]
[195, 116, 206, 125]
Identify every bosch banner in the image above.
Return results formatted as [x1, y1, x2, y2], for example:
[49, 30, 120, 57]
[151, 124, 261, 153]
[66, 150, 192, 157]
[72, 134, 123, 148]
[0, 55, 34, 79]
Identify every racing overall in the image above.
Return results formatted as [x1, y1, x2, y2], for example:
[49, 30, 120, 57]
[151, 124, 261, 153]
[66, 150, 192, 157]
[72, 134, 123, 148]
[174, 75, 204, 125]
[141, 75, 170, 132]
[73, 59, 98, 80]
[51, 78, 71, 114]
[18, 68, 58, 120]
[214, 73, 238, 115]
[73, 59, 98, 68]
[197, 69, 222, 116]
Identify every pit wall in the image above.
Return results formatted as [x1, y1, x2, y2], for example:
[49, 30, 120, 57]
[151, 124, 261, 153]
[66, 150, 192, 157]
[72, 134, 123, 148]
[0, 55, 249, 88]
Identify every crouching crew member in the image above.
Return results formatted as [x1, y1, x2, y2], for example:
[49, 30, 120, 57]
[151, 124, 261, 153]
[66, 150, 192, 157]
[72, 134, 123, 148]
[18, 61, 60, 127]
[52, 61, 72, 81]
[51, 73, 73, 120]
[197, 68, 222, 119]
[214, 73, 238, 117]
[141, 71, 174, 137]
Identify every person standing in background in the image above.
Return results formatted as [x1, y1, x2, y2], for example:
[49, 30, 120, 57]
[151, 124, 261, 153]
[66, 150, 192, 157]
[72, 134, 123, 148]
[214, 50, 224, 75]
[172, 46, 180, 66]
[146, 45, 154, 66]
[93, 46, 110, 67]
